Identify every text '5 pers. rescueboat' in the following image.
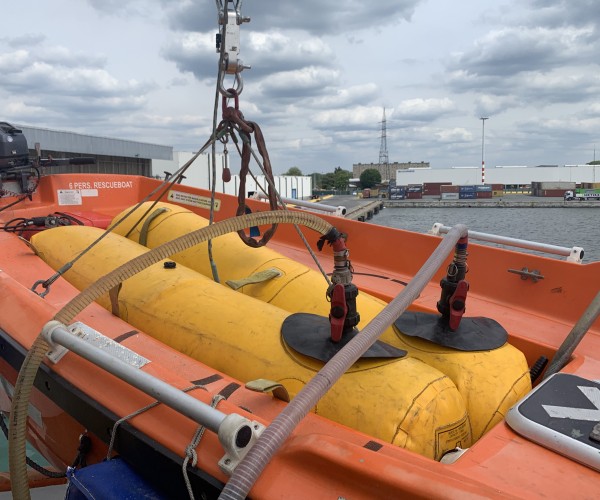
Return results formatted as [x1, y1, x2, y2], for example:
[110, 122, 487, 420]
[1, 2, 600, 499]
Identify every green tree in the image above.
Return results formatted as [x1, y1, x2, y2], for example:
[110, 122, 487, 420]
[333, 168, 352, 191]
[320, 172, 335, 190]
[588, 161, 600, 165]
[283, 166, 303, 176]
[359, 168, 382, 188]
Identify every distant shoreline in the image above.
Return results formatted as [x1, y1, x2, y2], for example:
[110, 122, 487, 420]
[382, 198, 600, 208]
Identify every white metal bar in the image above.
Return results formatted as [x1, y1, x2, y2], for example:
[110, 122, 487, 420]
[430, 223, 584, 263]
[255, 192, 346, 216]
[43, 322, 227, 433]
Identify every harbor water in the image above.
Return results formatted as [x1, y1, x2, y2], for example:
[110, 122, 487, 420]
[371, 206, 600, 263]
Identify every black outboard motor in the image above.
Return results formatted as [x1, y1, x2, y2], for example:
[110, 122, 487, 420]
[0, 122, 29, 171]
[0, 121, 95, 195]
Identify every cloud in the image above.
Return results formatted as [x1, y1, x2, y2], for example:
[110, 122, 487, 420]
[166, 0, 422, 35]
[393, 97, 455, 121]
[258, 67, 340, 98]
[474, 95, 519, 116]
[162, 30, 334, 82]
[303, 84, 379, 109]
[4, 34, 46, 48]
[0, 36, 154, 127]
[434, 127, 473, 143]
[312, 106, 383, 130]
[525, 0, 600, 29]
[448, 26, 595, 79]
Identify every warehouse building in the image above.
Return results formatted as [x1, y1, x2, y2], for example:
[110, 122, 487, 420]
[18, 124, 172, 176]
[353, 161, 429, 181]
[395, 164, 600, 187]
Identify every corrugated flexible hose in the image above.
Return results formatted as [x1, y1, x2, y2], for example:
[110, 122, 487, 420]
[9, 210, 333, 500]
[218, 224, 468, 500]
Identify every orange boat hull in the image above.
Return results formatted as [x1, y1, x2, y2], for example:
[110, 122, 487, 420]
[1, 173, 599, 498]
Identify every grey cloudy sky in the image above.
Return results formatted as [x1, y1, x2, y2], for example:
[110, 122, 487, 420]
[1, 0, 599, 174]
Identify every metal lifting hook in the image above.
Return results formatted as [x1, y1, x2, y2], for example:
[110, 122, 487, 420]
[216, 0, 251, 98]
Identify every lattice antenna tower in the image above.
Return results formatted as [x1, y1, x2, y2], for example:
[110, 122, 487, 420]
[379, 107, 390, 181]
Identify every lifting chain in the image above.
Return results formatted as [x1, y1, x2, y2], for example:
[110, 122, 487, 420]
[217, 90, 279, 247]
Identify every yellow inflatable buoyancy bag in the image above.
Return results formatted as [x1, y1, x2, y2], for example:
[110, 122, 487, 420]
[111, 202, 532, 440]
[32, 226, 472, 460]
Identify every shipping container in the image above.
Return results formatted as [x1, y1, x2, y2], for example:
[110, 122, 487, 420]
[491, 184, 504, 190]
[476, 191, 493, 198]
[389, 194, 405, 200]
[440, 185, 460, 193]
[538, 189, 571, 197]
[459, 185, 477, 192]
[492, 190, 504, 197]
[475, 185, 493, 192]
[423, 182, 452, 196]
[406, 192, 423, 199]
[407, 184, 423, 192]
[441, 192, 460, 200]
[459, 192, 477, 199]
[531, 181, 576, 190]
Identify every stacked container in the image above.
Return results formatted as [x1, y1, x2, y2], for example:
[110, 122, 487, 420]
[423, 182, 452, 196]
[531, 181, 576, 197]
[406, 185, 423, 199]
[389, 186, 407, 200]
[458, 185, 477, 200]
[440, 185, 459, 200]
[476, 185, 493, 199]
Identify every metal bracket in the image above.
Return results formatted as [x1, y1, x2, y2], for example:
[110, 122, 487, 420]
[218, 414, 265, 475]
[508, 267, 544, 283]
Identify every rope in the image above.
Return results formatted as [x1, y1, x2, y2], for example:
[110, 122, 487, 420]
[106, 385, 203, 460]
[182, 394, 225, 500]
[0, 411, 65, 479]
[30, 139, 218, 299]
[227, 124, 332, 286]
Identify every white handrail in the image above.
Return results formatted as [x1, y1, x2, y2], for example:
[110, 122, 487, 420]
[430, 223, 584, 263]
[255, 192, 346, 216]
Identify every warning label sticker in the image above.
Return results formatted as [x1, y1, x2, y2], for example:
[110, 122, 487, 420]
[168, 190, 220, 211]
[57, 189, 83, 206]
[435, 415, 471, 460]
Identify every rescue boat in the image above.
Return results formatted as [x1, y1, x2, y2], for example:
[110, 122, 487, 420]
[1, 4, 600, 499]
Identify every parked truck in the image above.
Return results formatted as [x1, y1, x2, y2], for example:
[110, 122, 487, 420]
[564, 188, 600, 201]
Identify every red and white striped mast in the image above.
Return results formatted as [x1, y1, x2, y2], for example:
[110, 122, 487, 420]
[480, 117, 488, 184]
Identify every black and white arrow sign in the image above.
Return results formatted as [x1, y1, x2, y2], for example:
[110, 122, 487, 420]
[506, 373, 600, 472]
[543, 386, 600, 421]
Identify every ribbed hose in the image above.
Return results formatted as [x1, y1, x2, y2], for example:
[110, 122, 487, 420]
[219, 224, 468, 500]
[9, 210, 333, 500]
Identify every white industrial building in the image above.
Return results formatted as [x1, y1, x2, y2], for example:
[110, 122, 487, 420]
[395, 165, 600, 186]
[155, 151, 312, 200]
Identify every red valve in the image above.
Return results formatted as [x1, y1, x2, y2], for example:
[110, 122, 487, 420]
[448, 280, 469, 331]
[329, 283, 348, 343]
